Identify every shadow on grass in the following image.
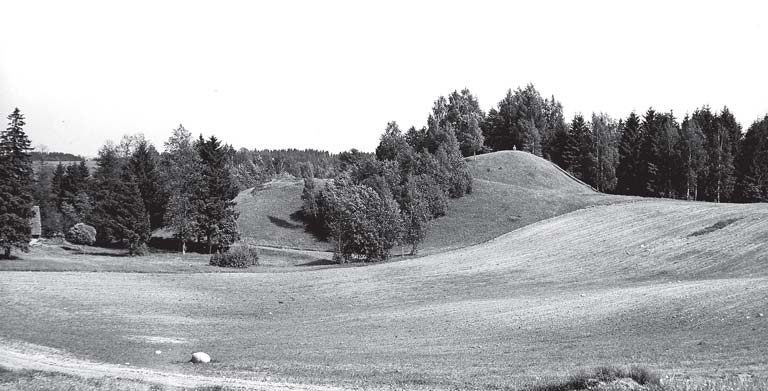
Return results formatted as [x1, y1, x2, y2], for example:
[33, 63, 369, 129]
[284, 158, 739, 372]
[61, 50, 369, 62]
[689, 218, 742, 237]
[267, 215, 303, 229]
[60, 245, 130, 257]
[296, 258, 338, 266]
[290, 210, 330, 241]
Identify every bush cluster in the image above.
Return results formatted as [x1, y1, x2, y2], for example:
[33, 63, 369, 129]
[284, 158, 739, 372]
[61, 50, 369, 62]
[65, 223, 96, 245]
[209, 245, 259, 268]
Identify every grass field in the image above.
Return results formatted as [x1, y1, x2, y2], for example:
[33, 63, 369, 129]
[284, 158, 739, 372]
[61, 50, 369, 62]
[2, 199, 767, 390]
[0, 241, 334, 273]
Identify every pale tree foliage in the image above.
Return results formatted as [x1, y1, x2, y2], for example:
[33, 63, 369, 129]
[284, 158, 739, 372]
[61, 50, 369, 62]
[591, 113, 621, 192]
[318, 172, 403, 262]
[162, 125, 202, 255]
[117, 133, 148, 159]
[482, 84, 565, 159]
[400, 174, 432, 255]
[446, 89, 485, 157]
[679, 116, 706, 200]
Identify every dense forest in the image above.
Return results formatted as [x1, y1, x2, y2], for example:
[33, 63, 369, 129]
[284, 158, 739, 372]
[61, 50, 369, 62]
[3, 84, 768, 261]
[478, 84, 767, 203]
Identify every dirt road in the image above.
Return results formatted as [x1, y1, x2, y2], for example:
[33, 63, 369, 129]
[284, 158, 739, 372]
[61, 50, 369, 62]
[0, 338, 347, 390]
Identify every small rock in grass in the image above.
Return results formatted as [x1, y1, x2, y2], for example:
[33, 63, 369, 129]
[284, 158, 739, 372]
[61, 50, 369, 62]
[155, 350, 162, 355]
[580, 293, 586, 297]
[125, 362, 130, 365]
[191, 352, 211, 364]
[759, 313, 764, 318]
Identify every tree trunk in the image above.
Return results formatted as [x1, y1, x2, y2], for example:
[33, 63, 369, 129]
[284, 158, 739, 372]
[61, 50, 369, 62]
[717, 174, 721, 203]
[182, 240, 187, 256]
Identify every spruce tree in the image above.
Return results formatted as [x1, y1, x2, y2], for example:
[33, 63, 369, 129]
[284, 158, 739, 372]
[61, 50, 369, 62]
[128, 140, 166, 229]
[541, 95, 568, 165]
[562, 114, 586, 178]
[615, 112, 643, 195]
[51, 163, 65, 205]
[639, 109, 662, 196]
[0, 108, 35, 258]
[655, 112, 681, 198]
[91, 146, 150, 254]
[195, 135, 240, 253]
[734, 116, 768, 202]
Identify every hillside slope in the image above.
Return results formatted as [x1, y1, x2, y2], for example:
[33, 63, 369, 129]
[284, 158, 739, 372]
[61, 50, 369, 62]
[465, 150, 594, 192]
[236, 151, 627, 254]
[407, 200, 768, 280]
[235, 175, 330, 251]
[419, 151, 627, 252]
[3, 200, 767, 389]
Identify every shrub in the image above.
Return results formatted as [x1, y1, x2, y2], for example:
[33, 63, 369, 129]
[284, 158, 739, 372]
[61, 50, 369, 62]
[66, 223, 96, 245]
[526, 365, 661, 391]
[132, 243, 150, 256]
[209, 245, 259, 268]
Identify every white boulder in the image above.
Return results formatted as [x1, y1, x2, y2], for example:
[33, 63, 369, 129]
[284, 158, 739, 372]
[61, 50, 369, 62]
[191, 352, 211, 364]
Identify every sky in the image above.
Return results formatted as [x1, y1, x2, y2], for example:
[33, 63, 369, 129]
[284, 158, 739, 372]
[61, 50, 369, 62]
[1, 0, 767, 157]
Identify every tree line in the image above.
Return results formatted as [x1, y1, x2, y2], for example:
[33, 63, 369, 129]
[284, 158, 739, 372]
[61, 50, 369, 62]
[441, 84, 766, 203]
[23, 121, 241, 255]
[4, 83, 768, 259]
[228, 148, 340, 190]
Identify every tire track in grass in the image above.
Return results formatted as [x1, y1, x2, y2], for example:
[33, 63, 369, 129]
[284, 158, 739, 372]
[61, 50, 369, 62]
[0, 338, 352, 390]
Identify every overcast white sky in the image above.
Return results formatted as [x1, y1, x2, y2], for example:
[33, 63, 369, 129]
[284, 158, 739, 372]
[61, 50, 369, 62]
[1, 0, 766, 156]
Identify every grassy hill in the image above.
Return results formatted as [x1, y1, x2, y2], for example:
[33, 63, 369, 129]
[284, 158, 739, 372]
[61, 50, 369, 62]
[236, 151, 630, 254]
[419, 151, 628, 253]
[2, 199, 767, 390]
[465, 150, 593, 191]
[235, 174, 331, 251]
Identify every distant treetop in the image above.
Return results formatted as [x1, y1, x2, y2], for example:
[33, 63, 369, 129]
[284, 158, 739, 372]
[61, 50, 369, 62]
[30, 151, 85, 161]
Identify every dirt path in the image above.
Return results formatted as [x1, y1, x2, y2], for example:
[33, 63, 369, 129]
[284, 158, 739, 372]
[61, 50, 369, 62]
[253, 245, 332, 258]
[0, 338, 349, 390]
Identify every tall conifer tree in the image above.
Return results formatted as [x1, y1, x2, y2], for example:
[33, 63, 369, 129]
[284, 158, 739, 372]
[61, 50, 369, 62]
[0, 108, 34, 258]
